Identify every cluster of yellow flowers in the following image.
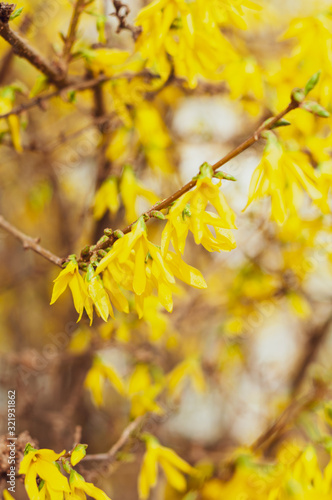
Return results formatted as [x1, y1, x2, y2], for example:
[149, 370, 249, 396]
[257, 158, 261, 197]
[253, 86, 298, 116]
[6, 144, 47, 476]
[134, 0, 261, 87]
[93, 165, 158, 223]
[9, 439, 197, 500]
[201, 445, 332, 500]
[12, 439, 332, 500]
[51, 166, 236, 322]
[244, 132, 330, 225]
[16, 445, 110, 500]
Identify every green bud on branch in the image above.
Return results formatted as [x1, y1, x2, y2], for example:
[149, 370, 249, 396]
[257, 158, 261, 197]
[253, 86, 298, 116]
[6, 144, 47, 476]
[81, 245, 90, 257]
[97, 235, 108, 245]
[113, 229, 124, 239]
[214, 171, 237, 181]
[301, 100, 330, 118]
[304, 71, 321, 96]
[10, 7, 23, 21]
[270, 119, 291, 129]
[151, 210, 166, 220]
[291, 88, 305, 103]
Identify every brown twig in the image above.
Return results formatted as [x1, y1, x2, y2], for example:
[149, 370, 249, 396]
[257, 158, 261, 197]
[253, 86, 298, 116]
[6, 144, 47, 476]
[0, 14, 32, 84]
[0, 70, 158, 120]
[0, 12, 68, 87]
[0, 100, 299, 270]
[251, 381, 328, 453]
[0, 214, 64, 267]
[62, 0, 88, 64]
[111, 0, 142, 40]
[82, 99, 299, 261]
[83, 416, 145, 462]
[291, 313, 332, 396]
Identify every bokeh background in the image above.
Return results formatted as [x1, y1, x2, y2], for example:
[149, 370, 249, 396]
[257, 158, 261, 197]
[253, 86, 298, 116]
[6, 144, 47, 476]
[1, 0, 332, 498]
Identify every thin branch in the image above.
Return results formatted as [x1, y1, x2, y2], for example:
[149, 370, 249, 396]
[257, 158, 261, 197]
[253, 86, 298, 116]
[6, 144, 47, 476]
[0, 14, 32, 84]
[251, 381, 328, 453]
[0, 215, 64, 267]
[0, 99, 299, 270]
[82, 99, 299, 260]
[0, 70, 158, 120]
[62, 0, 88, 64]
[0, 14, 68, 87]
[111, 0, 142, 40]
[82, 416, 145, 462]
[291, 313, 332, 396]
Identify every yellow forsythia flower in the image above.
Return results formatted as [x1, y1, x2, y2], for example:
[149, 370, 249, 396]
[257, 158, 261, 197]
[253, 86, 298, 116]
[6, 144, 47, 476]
[3, 491, 15, 500]
[70, 444, 88, 466]
[138, 434, 197, 499]
[162, 163, 236, 255]
[19, 446, 69, 499]
[51, 259, 115, 324]
[0, 90, 23, 153]
[134, 0, 237, 87]
[128, 364, 163, 417]
[134, 103, 173, 173]
[201, 445, 332, 500]
[93, 177, 120, 220]
[50, 259, 91, 321]
[120, 164, 159, 223]
[167, 357, 206, 397]
[66, 470, 111, 500]
[85, 357, 126, 407]
[95, 217, 206, 317]
[244, 132, 328, 225]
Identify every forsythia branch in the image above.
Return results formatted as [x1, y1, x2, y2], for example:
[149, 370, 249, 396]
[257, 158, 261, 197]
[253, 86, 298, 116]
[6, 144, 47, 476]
[62, 0, 89, 64]
[0, 70, 158, 120]
[0, 11, 69, 87]
[0, 99, 299, 270]
[251, 381, 329, 453]
[82, 415, 145, 462]
[0, 214, 64, 267]
[82, 99, 300, 262]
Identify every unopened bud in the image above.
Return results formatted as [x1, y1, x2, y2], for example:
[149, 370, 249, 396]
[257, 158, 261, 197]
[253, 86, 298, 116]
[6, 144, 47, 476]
[113, 230, 124, 239]
[151, 210, 165, 220]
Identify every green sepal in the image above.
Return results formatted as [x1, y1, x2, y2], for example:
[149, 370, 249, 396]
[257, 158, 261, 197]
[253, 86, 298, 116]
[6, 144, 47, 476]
[145, 251, 153, 263]
[182, 203, 191, 219]
[69, 469, 85, 485]
[261, 130, 277, 143]
[68, 90, 76, 103]
[136, 216, 147, 232]
[24, 443, 37, 456]
[38, 480, 45, 492]
[86, 263, 95, 282]
[53, 461, 61, 472]
[170, 16, 182, 29]
[68, 254, 78, 264]
[62, 459, 72, 474]
[304, 71, 321, 96]
[198, 162, 213, 179]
